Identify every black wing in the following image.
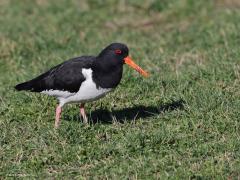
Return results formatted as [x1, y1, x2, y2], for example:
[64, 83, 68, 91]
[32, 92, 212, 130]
[15, 56, 95, 93]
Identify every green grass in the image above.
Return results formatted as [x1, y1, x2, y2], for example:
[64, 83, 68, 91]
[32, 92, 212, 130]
[0, 0, 240, 178]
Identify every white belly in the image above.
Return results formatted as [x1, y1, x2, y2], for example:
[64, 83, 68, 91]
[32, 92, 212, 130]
[41, 68, 112, 107]
[62, 78, 112, 104]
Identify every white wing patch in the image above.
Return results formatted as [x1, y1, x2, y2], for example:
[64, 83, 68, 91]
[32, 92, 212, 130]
[41, 89, 74, 98]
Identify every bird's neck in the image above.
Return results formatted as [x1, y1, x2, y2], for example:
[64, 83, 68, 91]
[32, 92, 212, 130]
[92, 58, 123, 89]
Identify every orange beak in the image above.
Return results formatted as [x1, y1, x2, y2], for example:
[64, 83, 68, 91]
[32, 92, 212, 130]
[124, 56, 149, 77]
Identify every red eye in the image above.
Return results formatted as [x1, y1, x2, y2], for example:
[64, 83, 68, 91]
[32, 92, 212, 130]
[115, 49, 122, 54]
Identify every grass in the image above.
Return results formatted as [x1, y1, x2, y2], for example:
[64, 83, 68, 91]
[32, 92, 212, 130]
[0, 0, 240, 178]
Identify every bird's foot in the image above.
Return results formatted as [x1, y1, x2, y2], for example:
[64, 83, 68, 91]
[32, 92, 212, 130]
[55, 105, 62, 128]
[80, 103, 88, 124]
[83, 116, 88, 124]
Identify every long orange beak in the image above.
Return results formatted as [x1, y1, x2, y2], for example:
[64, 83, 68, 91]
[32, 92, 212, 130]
[124, 56, 149, 77]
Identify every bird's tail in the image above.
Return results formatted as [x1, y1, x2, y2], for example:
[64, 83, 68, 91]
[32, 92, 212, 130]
[15, 81, 33, 91]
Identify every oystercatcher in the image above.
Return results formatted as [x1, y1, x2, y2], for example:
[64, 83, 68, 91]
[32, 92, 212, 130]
[15, 43, 149, 127]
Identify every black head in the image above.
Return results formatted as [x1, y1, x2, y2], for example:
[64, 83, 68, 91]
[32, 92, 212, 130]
[95, 42, 149, 78]
[97, 43, 129, 64]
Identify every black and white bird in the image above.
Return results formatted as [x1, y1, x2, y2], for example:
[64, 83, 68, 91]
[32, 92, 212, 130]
[15, 43, 149, 128]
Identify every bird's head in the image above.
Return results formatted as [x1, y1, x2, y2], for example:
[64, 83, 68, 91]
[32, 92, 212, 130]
[98, 43, 149, 77]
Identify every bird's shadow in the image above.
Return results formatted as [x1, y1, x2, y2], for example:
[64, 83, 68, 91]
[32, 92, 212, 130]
[64, 99, 185, 124]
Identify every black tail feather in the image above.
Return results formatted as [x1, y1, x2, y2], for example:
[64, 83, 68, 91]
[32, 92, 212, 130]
[15, 81, 32, 91]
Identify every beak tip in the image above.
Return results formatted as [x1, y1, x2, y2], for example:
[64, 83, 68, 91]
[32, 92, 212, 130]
[143, 72, 150, 78]
[124, 56, 150, 78]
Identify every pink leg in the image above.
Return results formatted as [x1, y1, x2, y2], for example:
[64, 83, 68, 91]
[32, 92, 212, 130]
[55, 105, 62, 128]
[80, 103, 88, 124]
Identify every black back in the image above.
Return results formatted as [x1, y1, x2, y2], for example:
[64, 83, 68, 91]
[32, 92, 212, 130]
[15, 56, 94, 93]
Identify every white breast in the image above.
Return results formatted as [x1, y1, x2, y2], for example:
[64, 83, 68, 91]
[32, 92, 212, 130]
[43, 68, 112, 107]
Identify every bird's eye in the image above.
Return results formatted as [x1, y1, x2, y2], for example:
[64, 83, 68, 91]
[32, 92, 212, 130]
[115, 49, 122, 55]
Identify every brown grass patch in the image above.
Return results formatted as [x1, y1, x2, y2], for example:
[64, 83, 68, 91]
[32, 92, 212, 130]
[216, 0, 240, 8]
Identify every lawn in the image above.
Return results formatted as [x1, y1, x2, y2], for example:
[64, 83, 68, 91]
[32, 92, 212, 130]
[0, 0, 240, 178]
